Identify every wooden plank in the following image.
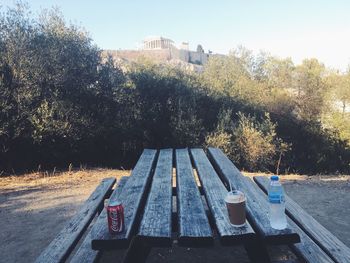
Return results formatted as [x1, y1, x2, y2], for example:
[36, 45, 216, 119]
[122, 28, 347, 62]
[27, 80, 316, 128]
[91, 149, 158, 250]
[35, 177, 116, 263]
[289, 219, 335, 263]
[69, 177, 129, 263]
[175, 148, 213, 246]
[137, 149, 173, 246]
[173, 186, 204, 196]
[208, 147, 300, 245]
[254, 176, 350, 263]
[190, 148, 256, 245]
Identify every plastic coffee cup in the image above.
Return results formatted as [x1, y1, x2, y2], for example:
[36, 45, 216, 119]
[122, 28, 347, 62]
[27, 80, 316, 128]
[225, 190, 246, 227]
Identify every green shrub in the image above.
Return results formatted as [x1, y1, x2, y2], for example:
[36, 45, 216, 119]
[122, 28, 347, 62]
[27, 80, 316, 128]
[0, 3, 349, 174]
[205, 131, 232, 156]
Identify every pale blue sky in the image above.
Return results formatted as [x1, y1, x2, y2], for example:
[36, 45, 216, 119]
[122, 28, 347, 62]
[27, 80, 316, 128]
[2, 0, 350, 70]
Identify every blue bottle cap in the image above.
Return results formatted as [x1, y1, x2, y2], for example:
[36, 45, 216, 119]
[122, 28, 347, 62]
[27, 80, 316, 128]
[271, 175, 279, 181]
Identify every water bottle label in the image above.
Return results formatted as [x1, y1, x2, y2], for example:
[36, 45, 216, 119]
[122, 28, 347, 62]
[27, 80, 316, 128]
[269, 193, 283, 204]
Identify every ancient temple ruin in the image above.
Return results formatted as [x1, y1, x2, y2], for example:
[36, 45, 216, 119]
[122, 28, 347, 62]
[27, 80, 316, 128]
[143, 36, 175, 50]
[102, 36, 211, 71]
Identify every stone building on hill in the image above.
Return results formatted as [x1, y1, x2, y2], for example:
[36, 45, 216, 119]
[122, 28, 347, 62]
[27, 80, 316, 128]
[102, 36, 211, 72]
[143, 36, 175, 50]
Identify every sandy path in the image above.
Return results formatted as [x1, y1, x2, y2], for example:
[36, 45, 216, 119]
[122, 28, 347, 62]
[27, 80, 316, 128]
[281, 175, 350, 246]
[0, 169, 128, 263]
[0, 170, 349, 263]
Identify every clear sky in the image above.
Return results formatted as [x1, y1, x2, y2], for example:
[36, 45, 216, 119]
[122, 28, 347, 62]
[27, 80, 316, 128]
[2, 0, 350, 71]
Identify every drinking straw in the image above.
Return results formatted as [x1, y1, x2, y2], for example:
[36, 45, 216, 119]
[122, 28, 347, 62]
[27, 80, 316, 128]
[230, 181, 233, 192]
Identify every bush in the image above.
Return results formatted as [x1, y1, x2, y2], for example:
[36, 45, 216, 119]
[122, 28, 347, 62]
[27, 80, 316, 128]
[205, 131, 232, 156]
[205, 111, 291, 173]
[0, 3, 349, 174]
[232, 112, 276, 171]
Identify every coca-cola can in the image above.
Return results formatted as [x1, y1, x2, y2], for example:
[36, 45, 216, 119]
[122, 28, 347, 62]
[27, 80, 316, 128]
[107, 200, 124, 234]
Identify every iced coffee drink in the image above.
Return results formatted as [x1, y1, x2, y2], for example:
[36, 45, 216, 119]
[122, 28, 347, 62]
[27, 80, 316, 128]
[225, 190, 246, 227]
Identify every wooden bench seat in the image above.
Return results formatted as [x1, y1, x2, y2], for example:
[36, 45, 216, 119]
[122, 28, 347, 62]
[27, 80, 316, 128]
[35, 177, 116, 263]
[254, 176, 350, 263]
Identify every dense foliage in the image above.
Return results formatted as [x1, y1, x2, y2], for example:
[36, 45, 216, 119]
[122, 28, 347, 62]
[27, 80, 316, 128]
[1, 4, 349, 174]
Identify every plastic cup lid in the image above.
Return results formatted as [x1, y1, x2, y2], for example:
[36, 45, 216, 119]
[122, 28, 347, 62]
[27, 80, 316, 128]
[225, 190, 245, 203]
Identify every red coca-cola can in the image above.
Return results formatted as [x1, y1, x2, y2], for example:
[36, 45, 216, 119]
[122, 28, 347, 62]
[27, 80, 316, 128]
[107, 200, 124, 234]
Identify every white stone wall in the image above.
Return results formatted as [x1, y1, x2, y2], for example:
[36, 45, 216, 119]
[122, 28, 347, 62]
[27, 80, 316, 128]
[188, 51, 208, 65]
[103, 44, 209, 66]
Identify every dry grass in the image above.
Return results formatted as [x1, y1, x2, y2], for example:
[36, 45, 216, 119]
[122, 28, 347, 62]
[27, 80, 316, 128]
[0, 168, 131, 190]
[243, 171, 349, 181]
[1, 169, 349, 190]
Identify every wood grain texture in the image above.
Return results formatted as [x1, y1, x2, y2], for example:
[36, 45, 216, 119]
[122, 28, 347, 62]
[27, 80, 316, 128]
[69, 177, 129, 263]
[190, 148, 256, 245]
[289, 218, 335, 263]
[208, 147, 300, 245]
[91, 149, 158, 250]
[175, 149, 213, 247]
[254, 176, 350, 263]
[35, 177, 116, 263]
[138, 149, 173, 247]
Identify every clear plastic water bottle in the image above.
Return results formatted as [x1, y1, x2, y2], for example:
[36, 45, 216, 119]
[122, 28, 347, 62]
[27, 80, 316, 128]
[268, 175, 287, 230]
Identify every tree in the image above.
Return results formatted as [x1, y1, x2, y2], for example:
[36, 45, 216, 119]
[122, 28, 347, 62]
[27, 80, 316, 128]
[1, 2, 349, 174]
[293, 59, 327, 121]
[0, 3, 104, 168]
[202, 51, 263, 104]
[336, 73, 350, 115]
[0, 2, 39, 167]
[264, 56, 295, 90]
[322, 71, 350, 145]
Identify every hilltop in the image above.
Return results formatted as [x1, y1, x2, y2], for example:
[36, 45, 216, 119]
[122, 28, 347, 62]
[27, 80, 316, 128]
[101, 36, 223, 72]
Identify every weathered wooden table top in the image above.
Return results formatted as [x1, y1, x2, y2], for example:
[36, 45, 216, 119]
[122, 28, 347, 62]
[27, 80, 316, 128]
[90, 148, 300, 251]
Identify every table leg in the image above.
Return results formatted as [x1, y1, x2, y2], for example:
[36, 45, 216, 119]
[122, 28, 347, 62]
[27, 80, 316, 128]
[244, 239, 271, 263]
[122, 237, 152, 263]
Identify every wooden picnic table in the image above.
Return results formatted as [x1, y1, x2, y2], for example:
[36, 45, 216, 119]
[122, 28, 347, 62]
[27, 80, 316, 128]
[36, 147, 350, 263]
[89, 148, 300, 263]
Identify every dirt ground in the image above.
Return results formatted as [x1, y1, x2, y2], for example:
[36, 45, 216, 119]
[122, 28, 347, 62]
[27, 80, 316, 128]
[0, 169, 349, 263]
